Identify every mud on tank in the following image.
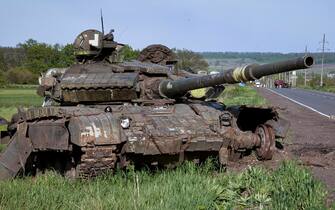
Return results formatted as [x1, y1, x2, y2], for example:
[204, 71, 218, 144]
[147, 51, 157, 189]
[0, 29, 314, 179]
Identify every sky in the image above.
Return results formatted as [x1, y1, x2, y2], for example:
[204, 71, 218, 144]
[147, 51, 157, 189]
[0, 0, 334, 53]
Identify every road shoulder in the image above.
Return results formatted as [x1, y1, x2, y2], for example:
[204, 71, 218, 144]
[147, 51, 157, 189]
[257, 88, 335, 202]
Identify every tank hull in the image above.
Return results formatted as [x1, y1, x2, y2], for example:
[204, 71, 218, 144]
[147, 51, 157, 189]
[0, 103, 287, 179]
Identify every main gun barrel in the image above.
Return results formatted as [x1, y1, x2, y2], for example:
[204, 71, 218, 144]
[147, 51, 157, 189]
[159, 56, 314, 98]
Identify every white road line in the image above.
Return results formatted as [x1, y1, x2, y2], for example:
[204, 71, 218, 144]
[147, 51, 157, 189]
[266, 88, 331, 119]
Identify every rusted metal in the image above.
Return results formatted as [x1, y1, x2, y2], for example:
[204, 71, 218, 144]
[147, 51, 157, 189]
[138, 44, 176, 65]
[0, 133, 10, 145]
[68, 113, 124, 146]
[255, 125, 275, 160]
[0, 28, 314, 180]
[0, 123, 33, 180]
[28, 121, 69, 150]
[74, 145, 118, 178]
[0, 117, 10, 145]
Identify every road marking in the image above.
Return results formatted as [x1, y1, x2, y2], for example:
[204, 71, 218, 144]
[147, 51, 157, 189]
[267, 88, 331, 119]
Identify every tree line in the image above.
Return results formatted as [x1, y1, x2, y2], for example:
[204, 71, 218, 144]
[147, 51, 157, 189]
[0, 40, 75, 84]
[0, 41, 145, 84]
[0, 40, 209, 85]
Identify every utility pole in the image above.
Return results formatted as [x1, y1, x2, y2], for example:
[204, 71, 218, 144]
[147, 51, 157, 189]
[304, 45, 308, 86]
[320, 34, 326, 87]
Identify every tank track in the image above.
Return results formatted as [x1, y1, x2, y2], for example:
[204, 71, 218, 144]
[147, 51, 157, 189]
[12, 107, 121, 179]
[74, 145, 119, 178]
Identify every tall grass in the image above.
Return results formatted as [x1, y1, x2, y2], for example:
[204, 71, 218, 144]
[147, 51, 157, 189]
[0, 161, 328, 210]
[214, 161, 328, 209]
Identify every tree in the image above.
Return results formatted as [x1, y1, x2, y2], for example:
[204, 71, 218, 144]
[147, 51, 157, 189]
[58, 44, 76, 67]
[0, 50, 7, 72]
[6, 67, 36, 84]
[119, 45, 140, 61]
[0, 47, 26, 70]
[174, 49, 209, 73]
[16, 40, 77, 75]
[18, 39, 59, 74]
[0, 71, 6, 85]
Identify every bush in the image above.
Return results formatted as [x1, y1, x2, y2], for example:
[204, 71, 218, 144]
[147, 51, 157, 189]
[119, 45, 140, 61]
[174, 49, 209, 73]
[0, 71, 7, 85]
[6, 67, 38, 84]
[219, 85, 267, 106]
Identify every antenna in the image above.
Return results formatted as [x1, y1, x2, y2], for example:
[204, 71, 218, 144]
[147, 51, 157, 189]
[100, 9, 105, 35]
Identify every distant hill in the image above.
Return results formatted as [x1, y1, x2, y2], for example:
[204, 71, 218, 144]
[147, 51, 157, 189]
[200, 52, 335, 73]
[200, 52, 335, 64]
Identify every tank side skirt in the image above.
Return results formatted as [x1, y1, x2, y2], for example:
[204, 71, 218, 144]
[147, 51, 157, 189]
[0, 123, 33, 179]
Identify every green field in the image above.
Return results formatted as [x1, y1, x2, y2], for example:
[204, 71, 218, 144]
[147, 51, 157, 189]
[0, 88, 43, 107]
[0, 86, 332, 209]
[0, 87, 43, 132]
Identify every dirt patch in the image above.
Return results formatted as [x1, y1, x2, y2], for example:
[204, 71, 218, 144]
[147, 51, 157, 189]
[257, 88, 335, 202]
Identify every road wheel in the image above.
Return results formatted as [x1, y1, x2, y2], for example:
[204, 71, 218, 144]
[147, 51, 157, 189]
[255, 124, 275, 160]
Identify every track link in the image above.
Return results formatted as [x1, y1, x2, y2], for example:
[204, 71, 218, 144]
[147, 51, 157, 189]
[75, 145, 118, 178]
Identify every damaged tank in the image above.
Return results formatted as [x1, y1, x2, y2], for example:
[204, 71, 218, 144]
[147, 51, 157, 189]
[0, 29, 314, 179]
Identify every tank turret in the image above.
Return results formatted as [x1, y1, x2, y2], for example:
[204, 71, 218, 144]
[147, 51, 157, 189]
[38, 54, 313, 105]
[73, 29, 124, 63]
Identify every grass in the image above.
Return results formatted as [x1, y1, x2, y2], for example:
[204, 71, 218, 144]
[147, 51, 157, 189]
[298, 85, 335, 94]
[214, 161, 329, 209]
[0, 84, 39, 89]
[190, 85, 266, 106]
[0, 161, 328, 210]
[0, 88, 43, 107]
[0, 107, 17, 122]
[219, 85, 267, 106]
[0, 107, 17, 132]
[0, 87, 42, 132]
[0, 86, 332, 209]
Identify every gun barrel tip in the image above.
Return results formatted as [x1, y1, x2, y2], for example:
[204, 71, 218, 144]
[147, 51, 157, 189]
[304, 56, 314, 67]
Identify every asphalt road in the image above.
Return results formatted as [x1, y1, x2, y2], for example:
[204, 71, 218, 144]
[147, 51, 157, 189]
[268, 88, 335, 118]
